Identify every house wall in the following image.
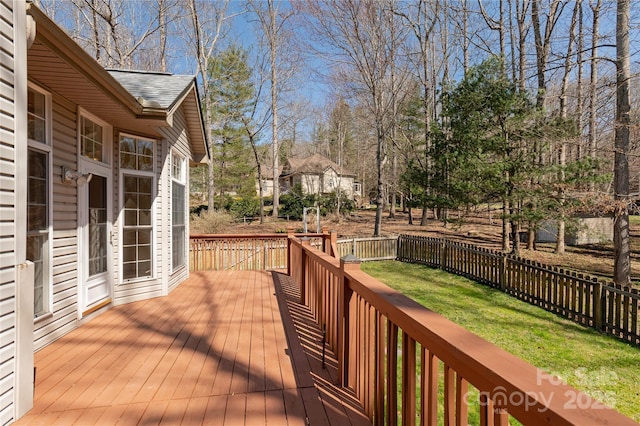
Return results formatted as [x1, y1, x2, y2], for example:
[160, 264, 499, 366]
[0, 0, 18, 422]
[299, 174, 320, 195]
[31, 91, 81, 350]
[1, 0, 31, 422]
[158, 107, 192, 293]
[322, 168, 355, 198]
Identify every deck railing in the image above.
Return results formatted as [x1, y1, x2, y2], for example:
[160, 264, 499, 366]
[289, 235, 637, 425]
[190, 232, 333, 271]
[336, 236, 398, 261]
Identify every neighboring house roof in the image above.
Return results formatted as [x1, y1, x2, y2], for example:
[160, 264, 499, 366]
[26, 3, 209, 163]
[282, 153, 356, 177]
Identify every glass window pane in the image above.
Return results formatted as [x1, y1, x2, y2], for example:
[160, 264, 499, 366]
[122, 263, 137, 280]
[124, 210, 138, 226]
[138, 230, 151, 245]
[28, 89, 46, 144]
[139, 195, 151, 210]
[139, 178, 151, 194]
[139, 210, 151, 226]
[124, 176, 138, 193]
[123, 246, 136, 262]
[138, 245, 151, 261]
[123, 230, 137, 245]
[139, 261, 151, 276]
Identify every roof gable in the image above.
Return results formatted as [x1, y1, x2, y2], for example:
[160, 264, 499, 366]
[108, 70, 195, 111]
[283, 153, 355, 177]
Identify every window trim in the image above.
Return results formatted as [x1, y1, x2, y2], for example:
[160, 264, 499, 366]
[27, 82, 53, 320]
[78, 107, 112, 166]
[119, 132, 156, 173]
[171, 151, 187, 273]
[118, 133, 156, 283]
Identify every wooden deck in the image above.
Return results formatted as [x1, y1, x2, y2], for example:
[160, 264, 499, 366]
[16, 271, 370, 425]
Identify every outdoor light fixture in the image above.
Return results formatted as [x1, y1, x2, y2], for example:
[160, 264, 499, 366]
[62, 167, 93, 185]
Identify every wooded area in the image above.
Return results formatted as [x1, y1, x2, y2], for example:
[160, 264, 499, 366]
[39, 0, 638, 282]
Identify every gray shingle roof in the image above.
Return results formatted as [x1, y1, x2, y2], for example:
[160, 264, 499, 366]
[107, 69, 195, 110]
[283, 153, 355, 177]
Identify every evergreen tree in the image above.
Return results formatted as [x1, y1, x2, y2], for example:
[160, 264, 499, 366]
[207, 45, 256, 206]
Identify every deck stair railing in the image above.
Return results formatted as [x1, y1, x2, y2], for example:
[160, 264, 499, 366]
[288, 233, 638, 426]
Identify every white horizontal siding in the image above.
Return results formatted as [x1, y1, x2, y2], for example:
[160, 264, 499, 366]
[159, 107, 193, 293]
[0, 0, 17, 422]
[33, 93, 80, 350]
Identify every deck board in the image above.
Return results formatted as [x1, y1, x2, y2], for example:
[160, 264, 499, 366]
[16, 270, 370, 425]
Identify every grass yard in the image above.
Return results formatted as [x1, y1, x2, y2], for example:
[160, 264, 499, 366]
[362, 261, 640, 423]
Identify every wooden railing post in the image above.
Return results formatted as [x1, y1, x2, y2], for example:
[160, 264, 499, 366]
[327, 230, 338, 257]
[287, 227, 294, 277]
[339, 254, 361, 388]
[300, 237, 311, 304]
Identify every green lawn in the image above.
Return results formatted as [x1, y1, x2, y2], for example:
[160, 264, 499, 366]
[362, 261, 640, 422]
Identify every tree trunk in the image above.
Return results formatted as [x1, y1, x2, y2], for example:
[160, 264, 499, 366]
[556, 1, 580, 255]
[613, 0, 631, 286]
[268, 0, 280, 219]
[589, 0, 602, 186]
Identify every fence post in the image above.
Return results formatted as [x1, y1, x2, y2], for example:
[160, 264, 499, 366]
[339, 254, 360, 388]
[500, 254, 508, 291]
[440, 239, 446, 270]
[594, 278, 604, 331]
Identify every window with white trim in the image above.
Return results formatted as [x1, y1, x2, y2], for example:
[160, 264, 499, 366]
[27, 84, 52, 318]
[80, 113, 110, 164]
[171, 153, 186, 271]
[120, 135, 155, 281]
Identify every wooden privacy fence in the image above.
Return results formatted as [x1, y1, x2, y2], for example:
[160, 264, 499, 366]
[397, 234, 640, 347]
[336, 236, 398, 261]
[289, 236, 636, 426]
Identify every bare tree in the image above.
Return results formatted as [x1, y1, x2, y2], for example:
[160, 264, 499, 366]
[613, 0, 631, 286]
[588, 0, 602, 169]
[185, 0, 232, 209]
[249, 0, 295, 220]
[556, 0, 581, 255]
[394, 0, 440, 226]
[299, 0, 396, 236]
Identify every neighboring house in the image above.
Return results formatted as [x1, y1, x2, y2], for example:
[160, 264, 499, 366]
[255, 165, 282, 198]
[1, 2, 208, 423]
[279, 153, 361, 199]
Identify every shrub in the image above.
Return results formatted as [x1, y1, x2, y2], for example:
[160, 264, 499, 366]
[229, 196, 260, 219]
[280, 183, 316, 220]
[190, 210, 234, 234]
[318, 190, 356, 216]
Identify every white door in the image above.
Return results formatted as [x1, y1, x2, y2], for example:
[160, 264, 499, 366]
[80, 170, 112, 314]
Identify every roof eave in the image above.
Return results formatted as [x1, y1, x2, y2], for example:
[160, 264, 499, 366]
[29, 4, 173, 125]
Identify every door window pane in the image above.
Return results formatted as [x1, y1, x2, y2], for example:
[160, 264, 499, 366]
[88, 176, 108, 276]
